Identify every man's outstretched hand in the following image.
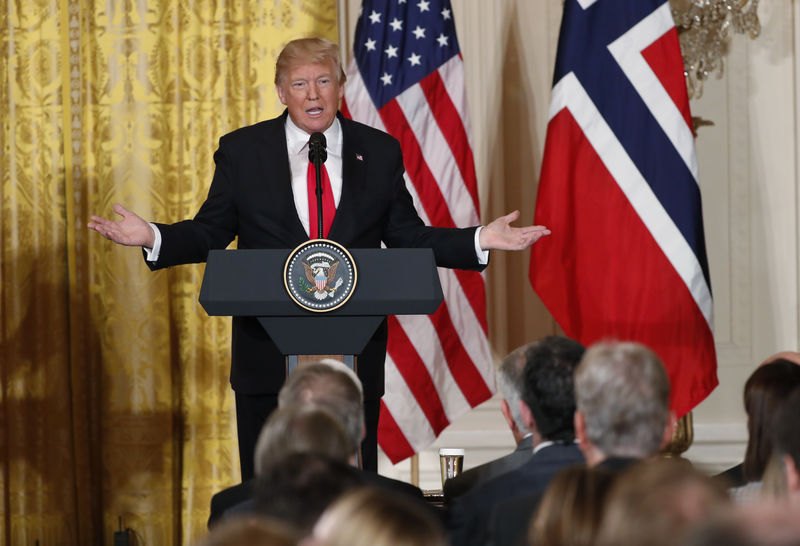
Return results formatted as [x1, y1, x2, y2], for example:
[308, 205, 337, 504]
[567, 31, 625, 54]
[88, 203, 155, 248]
[479, 210, 551, 251]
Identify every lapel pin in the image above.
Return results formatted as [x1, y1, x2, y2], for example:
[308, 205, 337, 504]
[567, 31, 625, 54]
[355, 153, 363, 161]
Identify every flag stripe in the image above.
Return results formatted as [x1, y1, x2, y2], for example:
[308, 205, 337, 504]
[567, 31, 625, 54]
[396, 84, 477, 226]
[548, 72, 712, 326]
[606, 2, 698, 181]
[386, 315, 452, 433]
[395, 313, 471, 421]
[378, 399, 416, 460]
[530, 0, 717, 420]
[350, 0, 494, 462]
[378, 97, 489, 328]
[418, 69, 481, 216]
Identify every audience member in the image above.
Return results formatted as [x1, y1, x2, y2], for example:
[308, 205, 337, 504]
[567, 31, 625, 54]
[767, 386, 800, 504]
[209, 361, 424, 528]
[444, 343, 535, 502]
[728, 360, 800, 503]
[487, 339, 675, 546]
[573, 341, 674, 469]
[527, 465, 615, 546]
[254, 405, 354, 474]
[717, 353, 800, 488]
[448, 336, 586, 546]
[193, 515, 297, 546]
[254, 452, 361, 537]
[307, 487, 447, 546]
[596, 458, 729, 546]
[685, 502, 800, 546]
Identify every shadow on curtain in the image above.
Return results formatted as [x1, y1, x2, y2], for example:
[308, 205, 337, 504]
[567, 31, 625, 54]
[0, 0, 336, 543]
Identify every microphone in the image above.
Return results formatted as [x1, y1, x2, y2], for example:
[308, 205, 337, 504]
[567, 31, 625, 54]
[308, 132, 327, 164]
[308, 132, 327, 238]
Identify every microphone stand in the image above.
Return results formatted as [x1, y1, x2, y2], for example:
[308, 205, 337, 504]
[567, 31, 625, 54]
[309, 132, 327, 239]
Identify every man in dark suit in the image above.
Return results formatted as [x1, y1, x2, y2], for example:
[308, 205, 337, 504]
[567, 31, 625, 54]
[208, 360, 427, 529]
[88, 37, 550, 479]
[487, 340, 675, 546]
[447, 336, 586, 546]
[444, 343, 535, 502]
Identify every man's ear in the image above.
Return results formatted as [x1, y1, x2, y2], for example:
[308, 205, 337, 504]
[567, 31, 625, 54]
[500, 400, 515, 430]
[785, 454, 800, 493]
[660, 411, 678, 450]
[276, 84, 288, 106]
[574, 411, 587, 446]
[361, 424, 367, 443]
[519, 400, 535, 431]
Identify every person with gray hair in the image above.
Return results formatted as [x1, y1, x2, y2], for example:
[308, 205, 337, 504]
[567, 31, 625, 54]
[574, 340, 674, 468]
[208, 360, 424, 528]
[448, 336, 586, 546]
[443, 343, 534, 502]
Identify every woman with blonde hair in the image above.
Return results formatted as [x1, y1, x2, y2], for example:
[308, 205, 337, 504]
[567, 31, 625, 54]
[528, 465, 615, 546]
[307, 487, 446, 546]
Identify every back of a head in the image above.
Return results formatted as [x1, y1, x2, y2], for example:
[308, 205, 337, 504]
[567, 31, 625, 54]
[685, 502, 800, 546]
[743, 360, 800, 482]
[254, 404, 352, 476]
[596, 458, 729, 546]
[255, 452, 361, 538]
[193, 516, 297, 546]
[575, 341, 670, 458]
[529, 465, 615, 546]
[773, 387, 800, 480]
[496, 343, 533, 432]
[521, 336, 586, 441]
[278, 362, 364, 452]
[312, 487, 447, 546]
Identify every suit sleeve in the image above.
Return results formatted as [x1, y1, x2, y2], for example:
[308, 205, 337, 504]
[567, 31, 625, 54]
[146, 136, 239, 270]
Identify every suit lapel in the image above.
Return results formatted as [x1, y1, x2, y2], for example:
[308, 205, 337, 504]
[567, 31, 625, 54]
[330, 115, 367, 241]
[257, 110, 307, 242]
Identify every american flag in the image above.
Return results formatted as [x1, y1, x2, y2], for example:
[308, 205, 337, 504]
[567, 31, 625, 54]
[530, 0, 717, 417]
[342, 0, 494, 462]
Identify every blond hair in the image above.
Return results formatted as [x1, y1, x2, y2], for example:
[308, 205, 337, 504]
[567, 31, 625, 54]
[275, 37, 345, 86]
[313, 487, 447, 546]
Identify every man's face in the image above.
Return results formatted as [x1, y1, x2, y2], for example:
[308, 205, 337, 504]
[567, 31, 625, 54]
[276, 60, 344, 135]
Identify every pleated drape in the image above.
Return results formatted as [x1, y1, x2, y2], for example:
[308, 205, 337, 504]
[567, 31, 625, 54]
[0, 1, 337, 543]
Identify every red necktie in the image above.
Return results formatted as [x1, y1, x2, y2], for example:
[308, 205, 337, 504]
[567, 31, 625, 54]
[307, 161, 335, 239]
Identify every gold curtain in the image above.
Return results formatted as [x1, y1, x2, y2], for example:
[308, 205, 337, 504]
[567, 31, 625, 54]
[0, 0, 337, 544]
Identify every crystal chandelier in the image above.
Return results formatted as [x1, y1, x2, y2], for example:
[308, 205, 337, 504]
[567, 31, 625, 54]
[670, 0, 761, 98]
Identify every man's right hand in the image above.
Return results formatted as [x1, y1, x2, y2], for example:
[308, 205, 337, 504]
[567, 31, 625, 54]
[88, 203, 155, 248]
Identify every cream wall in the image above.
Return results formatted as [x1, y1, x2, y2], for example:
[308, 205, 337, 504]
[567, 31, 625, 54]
[339, 0, 800, 488]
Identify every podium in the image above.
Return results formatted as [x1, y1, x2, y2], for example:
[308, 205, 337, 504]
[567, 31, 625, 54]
[198, 248, 444, 374]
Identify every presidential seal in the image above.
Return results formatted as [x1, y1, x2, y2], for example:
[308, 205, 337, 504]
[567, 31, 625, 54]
[284, 239, 357, 312]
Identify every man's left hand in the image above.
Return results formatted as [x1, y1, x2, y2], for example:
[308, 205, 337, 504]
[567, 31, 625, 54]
[479, 210, 551, 251]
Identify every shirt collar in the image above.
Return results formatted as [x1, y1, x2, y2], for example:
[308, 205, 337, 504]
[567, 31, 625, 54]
[285, 114, 341, 157]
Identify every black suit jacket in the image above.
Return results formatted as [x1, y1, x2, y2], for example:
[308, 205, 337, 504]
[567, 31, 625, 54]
[486, 455, 641, 546]
[146, 111, 485, 399]
[208, 471, 427, 529]
[448, 443, 584, 546]
[444, 435, 534, 502]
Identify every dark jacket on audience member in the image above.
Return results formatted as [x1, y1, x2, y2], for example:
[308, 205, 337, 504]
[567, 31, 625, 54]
[444, 435, 534, 502]
[486, 456, 640, 546]
[208, 470, 426, 529]
[448, 442, 584, 546]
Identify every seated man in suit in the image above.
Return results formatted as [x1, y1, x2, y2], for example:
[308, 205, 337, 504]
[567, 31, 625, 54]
[208, 360, 424, 528]
[88, 36, 551, 479]
[447, 336, 586, 546]
[488, 340, 676, 546]
[443, 343, 535, 502]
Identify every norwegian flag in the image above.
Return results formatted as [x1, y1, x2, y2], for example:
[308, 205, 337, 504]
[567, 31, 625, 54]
[530, 0, 717, 417]
[342, 0, 494, 462]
